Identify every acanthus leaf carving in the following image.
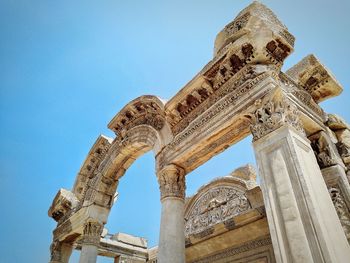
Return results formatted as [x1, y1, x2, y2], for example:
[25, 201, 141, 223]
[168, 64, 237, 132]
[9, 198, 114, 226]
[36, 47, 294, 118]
[158, 165, 186, 200]
[81, 220, 104, 246]
[250, 96, 305, 141]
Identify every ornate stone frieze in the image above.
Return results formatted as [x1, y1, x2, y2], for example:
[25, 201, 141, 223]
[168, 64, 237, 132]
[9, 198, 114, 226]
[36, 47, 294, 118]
[185, 186, 250, 237]
[191, 237, 272, 263]
[250, 97, 305, 141]
[171, 71, 273, 147]
[158, 165, 186, 200]
[170, 65, 265, 136]
[329, 187, 350, 242]
[81, 220, 104, 246]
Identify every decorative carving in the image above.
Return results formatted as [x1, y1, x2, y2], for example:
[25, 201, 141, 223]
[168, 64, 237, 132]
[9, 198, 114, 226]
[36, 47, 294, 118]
[337, 142, 350, 160]
[224, 12, 250, 37]
[48, 189, 79, 224]
[205, 44, 255, 91]
[171, 65, 264, 136]
[172, 71, 272, 146]
[265, 39, 291, 63]
[250, 97, 305, 141]
[311, 138, 338, 169]
[329, 188, 350, 242]
[326, 114, 350, 171]
[185, 186, 250, 237]
[285, 55, 342, 103]
[158, 165, 186, 200]
[192, 227, 214, 239]
[191, 237, 272, 263]
[108, 96, 165, 138]
[82, 220, 104, 246]
[223, 218, 236, 230]
[279, 72, 326, 120]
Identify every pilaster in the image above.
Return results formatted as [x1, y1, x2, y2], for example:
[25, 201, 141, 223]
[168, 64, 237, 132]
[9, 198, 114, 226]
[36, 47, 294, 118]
[251, 97, 350, 263]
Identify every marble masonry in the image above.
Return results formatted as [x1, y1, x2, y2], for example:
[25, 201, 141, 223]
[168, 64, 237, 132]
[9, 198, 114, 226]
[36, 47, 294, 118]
[48, 2, 350, 262]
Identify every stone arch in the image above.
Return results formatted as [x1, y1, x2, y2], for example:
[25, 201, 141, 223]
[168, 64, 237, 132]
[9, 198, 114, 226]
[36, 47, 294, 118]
[81, 95, 172, 221]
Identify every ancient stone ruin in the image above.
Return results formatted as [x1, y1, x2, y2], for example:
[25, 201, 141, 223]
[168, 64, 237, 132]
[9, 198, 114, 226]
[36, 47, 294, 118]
[48, 2, 350, 263]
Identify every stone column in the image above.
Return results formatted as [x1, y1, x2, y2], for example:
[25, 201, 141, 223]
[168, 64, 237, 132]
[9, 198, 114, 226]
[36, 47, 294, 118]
[49, 240, 73, 263]
[157, 164, 186, 263]
[250, 97, 350, 263]
[79, 220, 103, 263]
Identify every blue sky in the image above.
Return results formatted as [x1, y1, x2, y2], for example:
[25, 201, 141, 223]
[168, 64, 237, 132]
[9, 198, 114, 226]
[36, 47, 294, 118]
[0, 0, 349, 262]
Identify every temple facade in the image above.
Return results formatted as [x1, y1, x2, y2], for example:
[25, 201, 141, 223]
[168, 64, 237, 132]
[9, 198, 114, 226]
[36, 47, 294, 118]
[48, 2, 350, 262]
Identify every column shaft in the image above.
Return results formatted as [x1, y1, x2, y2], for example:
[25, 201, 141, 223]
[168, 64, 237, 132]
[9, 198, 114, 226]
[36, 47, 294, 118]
[253, 125, 350, 263]
[79, 244, 99, 263]
[158, 197, 185, 263]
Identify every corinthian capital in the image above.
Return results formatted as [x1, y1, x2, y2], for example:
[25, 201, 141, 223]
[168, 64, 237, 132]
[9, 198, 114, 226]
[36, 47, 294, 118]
[81, 219, 103, 246]
[158, 164, 186, 201]
[250, 96, 305, 141]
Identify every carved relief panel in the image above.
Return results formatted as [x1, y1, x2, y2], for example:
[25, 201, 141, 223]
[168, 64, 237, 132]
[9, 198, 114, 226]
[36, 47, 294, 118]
[185, 186, 250, 237]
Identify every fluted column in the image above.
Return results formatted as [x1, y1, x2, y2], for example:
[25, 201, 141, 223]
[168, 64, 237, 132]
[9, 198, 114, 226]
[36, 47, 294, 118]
[79, 220, 103, 263]
[157, 164, 186, 263]
[251, 96, 350, 263]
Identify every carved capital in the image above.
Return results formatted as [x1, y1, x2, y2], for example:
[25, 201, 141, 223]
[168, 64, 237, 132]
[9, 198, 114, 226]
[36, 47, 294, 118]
[309, 131, 342, 169]
[81, 219, 103, 246]
[250, 97, 305, 141]
[158, 164, 186, 201]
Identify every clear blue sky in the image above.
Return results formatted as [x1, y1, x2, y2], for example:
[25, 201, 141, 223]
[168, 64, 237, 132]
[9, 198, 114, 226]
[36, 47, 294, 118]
[0, 1, 349, 262]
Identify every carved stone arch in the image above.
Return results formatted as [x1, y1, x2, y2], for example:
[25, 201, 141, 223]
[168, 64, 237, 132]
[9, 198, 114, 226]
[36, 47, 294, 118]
[81, 95, 172, 214]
